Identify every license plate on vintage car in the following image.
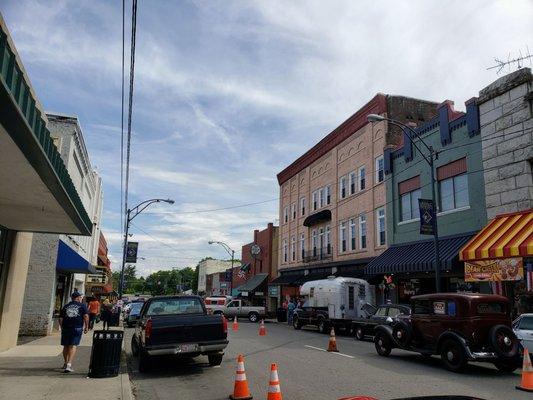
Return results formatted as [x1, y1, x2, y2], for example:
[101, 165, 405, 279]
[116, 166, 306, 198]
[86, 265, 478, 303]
[179, 344, 198, 353]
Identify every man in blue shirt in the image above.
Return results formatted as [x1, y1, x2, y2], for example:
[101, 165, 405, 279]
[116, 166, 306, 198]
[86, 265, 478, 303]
[59, 290, 89, 372]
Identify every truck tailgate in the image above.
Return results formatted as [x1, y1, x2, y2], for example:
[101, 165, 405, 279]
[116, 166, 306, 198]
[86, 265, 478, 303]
[148, 314, 226, 345]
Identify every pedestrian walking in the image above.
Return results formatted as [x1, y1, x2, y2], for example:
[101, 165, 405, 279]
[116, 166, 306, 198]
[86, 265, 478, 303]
[101, 299, 112, 330]
[287, 299, 296, 325]
[59, 290, 89, 373]
[87, 297, 100, 330]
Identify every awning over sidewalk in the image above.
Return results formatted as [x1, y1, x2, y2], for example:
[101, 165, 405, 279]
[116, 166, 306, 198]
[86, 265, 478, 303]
[365, 233, 475, 275]
[235, 273, 269, 292]
[269, 274, 301, 285]
[460, 209, 533, 261]
[56, 240, 96, 274]
[291, 272, 331, 285]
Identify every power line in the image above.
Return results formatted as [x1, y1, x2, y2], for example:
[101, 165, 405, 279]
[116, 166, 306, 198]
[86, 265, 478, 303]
[141, 198, 279, 215]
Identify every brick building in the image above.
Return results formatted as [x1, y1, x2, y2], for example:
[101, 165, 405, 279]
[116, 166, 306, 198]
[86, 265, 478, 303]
[273, 94, 438, 300]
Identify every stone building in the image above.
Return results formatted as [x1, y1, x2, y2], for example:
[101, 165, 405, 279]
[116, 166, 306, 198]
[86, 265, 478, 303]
[477, 67, 532, 219]
[274, 94, 438, 300]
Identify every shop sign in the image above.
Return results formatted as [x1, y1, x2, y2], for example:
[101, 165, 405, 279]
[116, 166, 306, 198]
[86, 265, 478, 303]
[255, 291, 264, 296]
[464, 258, 523, 282]
[418, 199, 435, 235]
[220, 282, 228, 288]
[241, 291, 249, 297]
[268, 286, 279, 296]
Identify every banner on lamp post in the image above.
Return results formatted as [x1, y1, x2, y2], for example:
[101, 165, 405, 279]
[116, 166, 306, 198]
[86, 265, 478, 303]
[418, 199, 436, 235]
[126, 241, 138, 263]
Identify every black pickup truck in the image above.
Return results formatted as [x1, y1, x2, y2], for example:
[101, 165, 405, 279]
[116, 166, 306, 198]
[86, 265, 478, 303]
[351, 303, 411, 340]
[131, 295, 228, 372]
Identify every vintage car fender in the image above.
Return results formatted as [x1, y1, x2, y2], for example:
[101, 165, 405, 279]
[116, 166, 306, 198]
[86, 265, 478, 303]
[436, 330, 469, 354]
[374, 324, 395, 345]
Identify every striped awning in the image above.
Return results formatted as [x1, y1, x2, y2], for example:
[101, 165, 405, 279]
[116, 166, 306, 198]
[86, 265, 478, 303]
[459, 209, 533, 261]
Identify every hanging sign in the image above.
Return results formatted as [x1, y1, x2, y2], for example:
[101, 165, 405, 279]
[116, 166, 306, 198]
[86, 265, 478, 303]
[126, 241, 138, 263]
[464, 258, 523, 282]
[418, 199, 435, 235]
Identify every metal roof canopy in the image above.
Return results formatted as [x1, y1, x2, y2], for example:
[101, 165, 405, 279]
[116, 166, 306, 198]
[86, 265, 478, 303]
[235, 273, 269, 292]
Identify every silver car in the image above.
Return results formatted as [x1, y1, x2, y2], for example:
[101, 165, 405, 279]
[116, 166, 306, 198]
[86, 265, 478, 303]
[513, 313, 533, 353]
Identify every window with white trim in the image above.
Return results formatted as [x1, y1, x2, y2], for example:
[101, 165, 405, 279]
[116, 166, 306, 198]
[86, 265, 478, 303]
[339, 176, 347, 199]
[359, 214, 367, 249]
[359, 166, 366, 191]
[283, 239, 288, 262]
[283, 206, 288, 224]
[326, 225, 331, 254]
[339, 222, 347, 252]
[350, 218, 356, 251]
[291, 203, 296, 220]
[312, 191, 318, 211]
[319, 187, 325, 208]
[300, 233, 305, 259]
[312, 230, 317, 256]
[440, 174, 469, 212]
[401, 189, 421, 221]
[300, 197, 306, 216]
[375, 156, 384, 183]
[326, 185, 331, 204]
[291, 236, 296, 261]
[349, 171, 357, 195]
[377, 208, 386, 246]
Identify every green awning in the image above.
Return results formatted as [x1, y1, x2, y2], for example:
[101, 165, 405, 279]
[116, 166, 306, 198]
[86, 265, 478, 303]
[235, 273, 269, 292]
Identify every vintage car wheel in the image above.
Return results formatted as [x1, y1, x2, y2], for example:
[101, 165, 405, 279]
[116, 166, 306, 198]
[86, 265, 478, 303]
[392, 321, 412, 347]
[318, 319, 328, 334]
[354, 326, 365, 341]
[440, 339, 467, 372]
[490, 325, 519, 359]
[374, 332, 392, 357]
[248, 312, 259, 322]
[131, 336, 139, 357]
[293, 316, 303, 330]
[493, 360, 518, 373]
[208, 353, 223, 366]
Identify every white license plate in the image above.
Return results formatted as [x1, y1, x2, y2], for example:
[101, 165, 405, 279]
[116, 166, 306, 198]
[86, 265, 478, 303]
[179, 344, 198, 353]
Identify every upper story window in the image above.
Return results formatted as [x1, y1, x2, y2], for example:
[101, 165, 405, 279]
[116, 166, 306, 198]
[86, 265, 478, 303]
[291, 236, 296, 261]
[325, 226, 331, 254]
[377, 208, 386, 246]
[350, 218, 357, 251]
[300, 233, 305, 259]
[359, 166, 366, 191]
[300, 197, 306, 216]
[325, 185, 331, 205]
[359, 213, 367, 249]
[291, 203, 296, 220]
[319, 187, 325, 208]
[375, 156, 384, 183]
[349, 171, 357, 195]
[399, 176, 422, 222]
[312, 230, 318, 256]
[283, 206, 289, 224]
[339, 176, 347, 199]
[339, 222, 347, 253]
[312, 191, 318, 211]
[437, 158, 469, 212]
[283, 239, 288, 263]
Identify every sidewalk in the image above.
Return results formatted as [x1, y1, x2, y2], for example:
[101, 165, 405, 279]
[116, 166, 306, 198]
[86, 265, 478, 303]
[0, 323, 133, 400]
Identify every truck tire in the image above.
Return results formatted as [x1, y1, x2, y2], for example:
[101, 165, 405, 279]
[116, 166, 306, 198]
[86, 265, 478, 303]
[208, 353, 223, 366]
[489, 325, 519, 359]
[374, 332, 392, 357]
[213, 310, 223, 316]
[440, 339, 467, 372]
[293, 315, 303, 330]
[354, 326, 365, 341]
[248, 312, 259, 323]
[138, 351, 152, 373]
[318, 319, 328, 334]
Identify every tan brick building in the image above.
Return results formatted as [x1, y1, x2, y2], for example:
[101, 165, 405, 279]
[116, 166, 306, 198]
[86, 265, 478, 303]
[273, 94, 438, 298]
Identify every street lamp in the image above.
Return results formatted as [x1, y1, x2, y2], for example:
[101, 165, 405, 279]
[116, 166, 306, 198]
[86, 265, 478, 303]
[208, 240, 235, 295]
[367, 114, 442, 293]
[119, 198, 174, 298]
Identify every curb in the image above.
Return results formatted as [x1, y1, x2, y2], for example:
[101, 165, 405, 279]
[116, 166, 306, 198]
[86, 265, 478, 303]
[120, 350, 135, 400]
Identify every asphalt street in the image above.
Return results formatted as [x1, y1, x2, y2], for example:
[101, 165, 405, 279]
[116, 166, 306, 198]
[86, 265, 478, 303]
[124, 321, 530, 400]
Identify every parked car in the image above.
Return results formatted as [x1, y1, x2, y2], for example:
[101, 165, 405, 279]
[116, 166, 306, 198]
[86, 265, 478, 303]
[352, 303, 411, 340]
[513, 313, 533, 353]
[124, 301, 144, 327]
[374, 293, 521, 372]
[293, 276, 374, 333]
[220, 299, 266, 322]
[131, 295, 228, 372]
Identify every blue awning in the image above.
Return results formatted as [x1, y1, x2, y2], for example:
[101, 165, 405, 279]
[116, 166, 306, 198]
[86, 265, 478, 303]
[56, 240, 96, 274]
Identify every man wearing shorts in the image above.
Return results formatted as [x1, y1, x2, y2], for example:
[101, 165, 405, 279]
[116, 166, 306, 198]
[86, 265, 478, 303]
[59, 290, 89, 372]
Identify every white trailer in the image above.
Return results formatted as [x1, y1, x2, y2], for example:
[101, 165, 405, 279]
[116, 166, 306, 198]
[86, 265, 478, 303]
[294, 276, 374, 333]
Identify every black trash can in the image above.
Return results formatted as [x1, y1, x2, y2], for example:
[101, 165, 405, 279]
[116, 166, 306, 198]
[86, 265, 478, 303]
[88, 330, 123, 378]
[276, 308, 287, 322]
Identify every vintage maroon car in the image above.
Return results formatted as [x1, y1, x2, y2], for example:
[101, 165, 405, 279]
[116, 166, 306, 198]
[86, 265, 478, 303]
[373, 293, 520, 372]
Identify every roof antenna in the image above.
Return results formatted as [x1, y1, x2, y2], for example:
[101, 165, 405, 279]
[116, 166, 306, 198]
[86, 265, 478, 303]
[487, 47, 533, 75]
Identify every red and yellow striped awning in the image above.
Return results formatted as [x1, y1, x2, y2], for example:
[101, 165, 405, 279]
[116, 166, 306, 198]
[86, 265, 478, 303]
[460, 209, 533, 261]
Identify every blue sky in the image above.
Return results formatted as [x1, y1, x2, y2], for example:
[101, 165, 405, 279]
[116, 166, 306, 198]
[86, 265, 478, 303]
[2, 0, 531, 276]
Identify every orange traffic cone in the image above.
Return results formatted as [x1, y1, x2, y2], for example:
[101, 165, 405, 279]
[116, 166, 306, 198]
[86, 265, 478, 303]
[259, 320, 266, 336]
[233, 316, 239, 331]
[517, 348, 533, 392]
[229, 354, 253, 400]
[327, 327, 339, 352]
[267, 363, 282, 400]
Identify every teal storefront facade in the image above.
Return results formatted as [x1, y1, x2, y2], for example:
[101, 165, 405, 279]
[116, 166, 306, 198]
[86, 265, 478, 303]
[366, 99, 488, 303]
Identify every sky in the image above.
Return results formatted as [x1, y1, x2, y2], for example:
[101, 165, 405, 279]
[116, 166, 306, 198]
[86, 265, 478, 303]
[2, 0, 532, 276]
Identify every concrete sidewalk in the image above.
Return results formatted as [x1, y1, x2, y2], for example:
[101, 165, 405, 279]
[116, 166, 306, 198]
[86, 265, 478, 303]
[0, 323, 133, 400]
